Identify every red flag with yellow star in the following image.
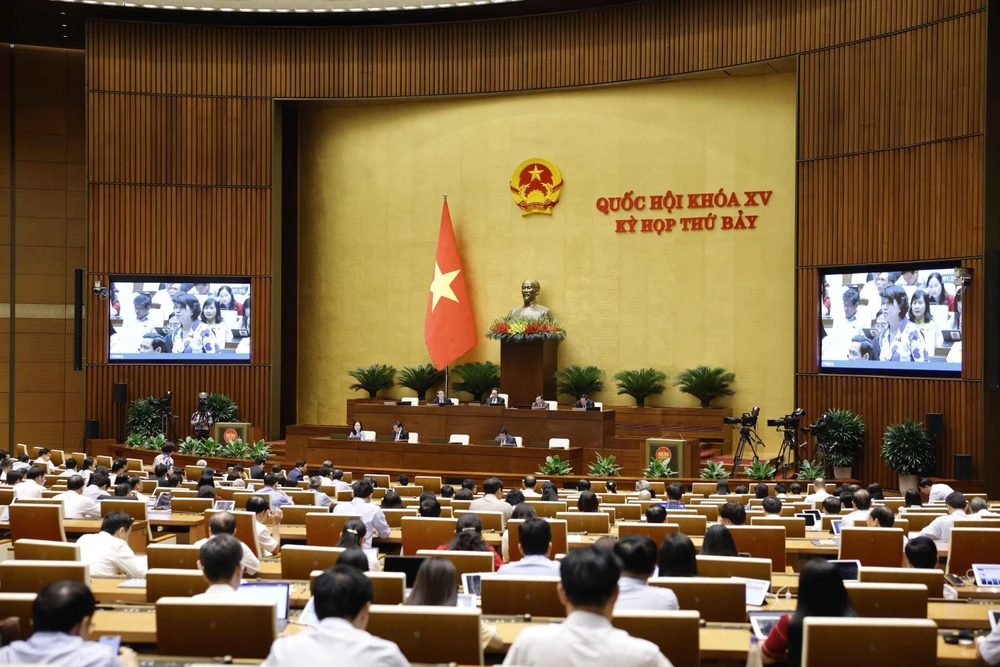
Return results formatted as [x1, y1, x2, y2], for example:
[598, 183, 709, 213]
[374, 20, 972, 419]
[425, 198, 477, 369]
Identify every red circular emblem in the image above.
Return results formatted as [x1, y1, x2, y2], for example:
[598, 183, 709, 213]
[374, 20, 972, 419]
[655, 447, 672, 463]
[224, 428, 239, 444]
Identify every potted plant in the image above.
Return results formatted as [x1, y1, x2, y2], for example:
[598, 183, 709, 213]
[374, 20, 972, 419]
[555, 365, 604, 402]
[451, 361, 501, 402]
[538, 454, 573, 476]
[795, 460, 825, 481]
[205, 393, 239, 423]
[674, 366, 735, 408]
[347, 364, 397, 399]
[643, 458, 679, 479]
[588, 454, 622, 477]
[744, 459, 777, 480]
[613, 368, 667, 407]
[881, 418, 935, 493]
[398, 363, 446, 400]
[699, 461, 729, 479]
[816, 409, 866, 479]
[126, 397, 162, 440]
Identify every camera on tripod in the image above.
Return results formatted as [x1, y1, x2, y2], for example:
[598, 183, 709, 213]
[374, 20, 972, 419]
[802, 412, 830, 436]
[767, 407, 805, 430]
[722, 406, 760, 428]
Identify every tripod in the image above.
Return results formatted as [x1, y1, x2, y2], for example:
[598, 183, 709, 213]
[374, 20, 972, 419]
[774, 427, 805, 479]
[731, 425, 766, 475]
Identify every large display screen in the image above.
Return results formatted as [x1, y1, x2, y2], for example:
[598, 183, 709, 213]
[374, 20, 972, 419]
[820, 268, 962, 374]
[108, 279, 251, 362]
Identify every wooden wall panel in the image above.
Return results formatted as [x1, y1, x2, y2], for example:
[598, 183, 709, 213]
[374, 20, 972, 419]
[798, 138, 984, 266]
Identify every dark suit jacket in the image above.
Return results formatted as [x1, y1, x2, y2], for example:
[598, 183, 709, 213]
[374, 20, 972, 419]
[575, 399, 595, 408]
[249, 465, 264, 480]
[430, 398, 450, 405]
[393, 429, 410, 442]
[495, 435, 517, 445]
[487, 397, 506, 406]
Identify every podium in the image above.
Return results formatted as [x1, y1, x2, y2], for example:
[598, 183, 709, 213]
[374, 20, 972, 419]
[644, 437, 700, 478]
[499, 339, 559, 407]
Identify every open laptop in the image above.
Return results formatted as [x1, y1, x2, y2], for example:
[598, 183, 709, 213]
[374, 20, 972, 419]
[0, 506, 8, 523]
[461, 572, 488, 597]
[456, 593, 477, 608]
[733, 577, 771, 606]
[972, 564, 1000, 587]
[384, 556, 427, 588]
[831, 519, 843, 536]
[795, 512, 818, 528]
[749, 611, 785, 640]
[237, 582, 290, 630]
[830, 559, 861, 581]
[153, 493, 172, 511]
[990, 609, 1000, 631]
[213, 500, 236, 511]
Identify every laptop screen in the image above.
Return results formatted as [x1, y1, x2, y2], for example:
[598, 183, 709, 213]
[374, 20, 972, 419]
[990, 609, 1000, 631]
[830, 560, 860, 581]
[973, 564, 1000, 587]
[237, 582, 290, 620]
[749, 611, 785, 640]
[795, 512, 817, 528]
[384, 556, 427, 588]
[734, 577, 771, 606]
[831, 519, 843, 536]
[214, 500, 235, 511]
[461, 573, 486, 596]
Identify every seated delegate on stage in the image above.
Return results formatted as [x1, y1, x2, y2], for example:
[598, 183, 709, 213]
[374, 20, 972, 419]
[430, 390, 450, 405]
[348, 420, 364, 438]
[391, 421, 409, 442]
[531, 394, 547, 409]
[495, 428, 516, 445]
[575, 394, 595, 408]
[486, 388, 505, 406]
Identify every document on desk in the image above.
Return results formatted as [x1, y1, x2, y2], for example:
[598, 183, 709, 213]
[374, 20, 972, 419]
[117, 578, 147, 589]
[811, 539, 838, 546]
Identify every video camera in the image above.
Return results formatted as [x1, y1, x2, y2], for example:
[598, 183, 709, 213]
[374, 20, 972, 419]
[723, 406, 760, 428]
[767, 408, 805, 430]
[156, 391, 173, 413]
[801, 412, 830, 436]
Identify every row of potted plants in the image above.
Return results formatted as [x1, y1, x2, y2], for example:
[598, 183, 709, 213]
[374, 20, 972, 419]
[349, 363, 736, 407]
[124, 432, 274, 461]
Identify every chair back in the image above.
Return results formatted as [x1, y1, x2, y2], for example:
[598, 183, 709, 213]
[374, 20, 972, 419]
[556, 511, 610, 534]
[9, 503, 66, 542]
[526, 500, 567, 518]
[156, 597, 277, 659]
[0, 593, 35, 640]
[901, 512, 945, 533]
[857, 567, 944, 598]
[399, 397, 418, 406]
[394, 485, 425, 498]
[837, 527, 905, 568]
[801, 618, 937, 667]
[612, 611, 700, 667]
[407, 432, 419, 443]
[401, 517, 458, 554]
[363, 474, 391, 489]
[649, 577, 744, 622]
[612, 503, 641, 521]
[600, 493, 627, 504]
[367, 571, 406, 605]
[184, 465, 206, 480]
[280, 505, 328, 525]
[13, 538, 79, 561]
[414, 476, 442, 493]
[383, 508, 418, 528]
[305, 512, 358, 547]
[0, 560, 89, 592]
[480, 575, 564, 617]
[125, 458, 144, 472]
[0, 487, 12, 505]
[284, 490, 317, 505]
[844, 582, 928, 618]
[728, 526, 786, 572]
[170, 498, 214, 514]
[146, 568, 211, 602]
[205, 509, 260, 557]
[366, 605, 483, 666]
[14, 443, 28, 457]
[947, 527, 1000, 575]
[696, 555, 772, 582]
[215, 486, 238, 500]
[95, 455, 113, 468]
[617, 522, 679, 544]
[281, 545, 344, 579]
[666, 514, 708, 536]
[449, 434, 471, 445]
[691, 505, 719, 522]
[507, 519, 568, 562]
[455, 510, 504, 532]
[416, 549, 495, 575]
[548, 438, 569, 449]
[233, 492, 270, 510]
[147, 544, 201, 570]
[751, 515, 806, 538]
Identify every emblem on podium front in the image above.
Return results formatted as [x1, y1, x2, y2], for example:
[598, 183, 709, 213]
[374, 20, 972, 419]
[655, 447, 673, 464]
[510, 158, 564, 216]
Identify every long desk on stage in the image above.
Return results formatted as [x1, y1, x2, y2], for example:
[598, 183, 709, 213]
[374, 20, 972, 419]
[305, 439, 586, 476]
[353, 404, 615, 448]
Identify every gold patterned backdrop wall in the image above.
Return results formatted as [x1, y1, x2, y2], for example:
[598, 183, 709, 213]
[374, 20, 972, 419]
[298, 74, 796, 442]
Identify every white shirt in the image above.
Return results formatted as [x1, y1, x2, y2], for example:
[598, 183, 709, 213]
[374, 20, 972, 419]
[34, 457, 56, 474]
[522, 488, 541, 498]
[0, 631, 125, 667]
[469, 494, 514, 528]
[503, 610, 671, 667]
[55, 490, 102, 519]
[263, 617, 409, 667]
[928, 483, 955, 503]
[613, 576, 679, 612]
[77, 531, 148, 578]
[920, 509, 967, 541]
[840, 508, 871, 528]
[13, 481, 45, 501]
[193, 536, 261, 576]
[803, 489, 831, 507]
[974, 509, 1000, 518]
[59, 468, 79, 477]
[83, 484, 110, 501]
[497, 555, 561, 577]
[254, 518, 279, 557]
[332, 498, 390, 548]
[192, 583, 242, 601]
[979, 625, 1000, 665]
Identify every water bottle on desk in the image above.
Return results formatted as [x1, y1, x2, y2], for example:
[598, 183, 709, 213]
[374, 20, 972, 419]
[746, 635, 763, 667]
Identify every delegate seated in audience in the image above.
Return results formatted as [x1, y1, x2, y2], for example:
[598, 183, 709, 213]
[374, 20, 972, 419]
[715, 479, 731, 495]
[310, 476, 333, 507]
[258, 473, 292, 510]
[919, 477, 955, 503]
[84, 472, 113, 502]
[497, 516, 560, 576]
[0, 457, 11, 482]
[577, 490, 600, 513]
[439, 513, 504, 570]
[657, 533, 699, 577]
[78, 511, 148, 578]
[803, 478, 831, 507]
[502, 546, 670, 667]
[903, 536, 958, 599]
[381, 490, 403, 510]
[719, 501, 746, 526]
[970, 497, 998, 517]
[60, 457, 80, 477]
[192, 511, 261, 576]
[338, 518, 380, 571]
[751, 483, 769, 504]
[762, 496, 782, 517]
[13, 467, 45, 500]
[0, 580, 139, 667]
[332, 479, 390, 548]
[867, 506, 894, 528]
[505, 489, 525, 507]
[329, 468, 352, 493]
[33, 448, 56, 474]
[110, 459, 129, 486]
[440, 484, 455, 498]
[645, 505, 667, 524]
[660, 482, 685, 510]
[264, 565, 410, 666]
[55, 474, 102, 519]
[701, 524, 739, 558]
[920, 492, 968, 541]
[226, 465, 247, 488]
[734, 485, 749, 494]
[246, 496, 283, 557]
[840, 490, 872, 527]
[867, 483, 885, 500]
[249, 457, 266, 480]
[903, 488, 923, 509]
[839, 491, 855, 510]
[613, 534, 679, 611]
[762, 559, 856, 665]
[405, 558, 503, 652]
[192, 534, 244, 600]
[539, 484, 559, 502]
[287, 460, 308, 484]
[469, 476, 514, 528]
[454, 487, 474, 501]
[822, 496, 842, 516]
[521, 475, 540, 497]
[153, 464, 170, 487]
[500, 503, 538, 560]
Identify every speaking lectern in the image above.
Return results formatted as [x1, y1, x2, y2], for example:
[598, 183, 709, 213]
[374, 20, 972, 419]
[644, 437, 699, 478]
[500, 339, 559, 407]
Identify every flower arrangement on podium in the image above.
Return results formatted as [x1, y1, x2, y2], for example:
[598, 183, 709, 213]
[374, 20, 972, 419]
[486, 315, 567, 343]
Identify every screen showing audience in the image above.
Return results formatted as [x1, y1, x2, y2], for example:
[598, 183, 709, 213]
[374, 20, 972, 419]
[820, 268, 962, 373]
[108, 279, 251, 362]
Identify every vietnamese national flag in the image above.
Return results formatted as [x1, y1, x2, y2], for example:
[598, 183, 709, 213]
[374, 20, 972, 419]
[425, 198, 477, 369]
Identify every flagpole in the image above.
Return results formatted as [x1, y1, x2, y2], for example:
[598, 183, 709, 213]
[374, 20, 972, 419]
[443, 193, 448, 399]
